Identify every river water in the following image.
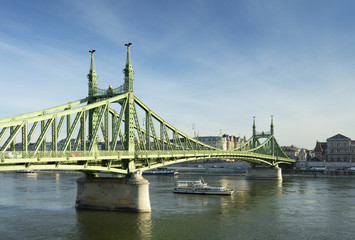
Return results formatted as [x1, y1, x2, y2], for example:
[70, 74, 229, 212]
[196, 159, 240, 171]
[0, 172, 354, 240]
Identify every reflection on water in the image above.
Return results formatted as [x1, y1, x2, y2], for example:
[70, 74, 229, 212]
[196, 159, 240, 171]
[76, 211, 152, 240]
[0, 172, 355, 240]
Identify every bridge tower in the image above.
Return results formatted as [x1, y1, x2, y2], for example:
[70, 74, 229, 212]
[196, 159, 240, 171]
[270, 115, 274, 156]
[76, 44, 151, 212]
[247, 116, 282, 180]
[122, 43, 137, 174]
[252, 116, 256, 148]
[87, 50, 99, 152]
[123, 43, 135, 153]
[270, 115, 274, 135]
[251, 116, 274, 151]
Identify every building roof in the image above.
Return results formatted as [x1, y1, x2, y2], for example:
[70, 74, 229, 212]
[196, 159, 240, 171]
[327, 134, 351, 141]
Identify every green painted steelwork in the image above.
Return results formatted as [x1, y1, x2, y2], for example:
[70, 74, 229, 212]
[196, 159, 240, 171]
[0, 44, 294, 175]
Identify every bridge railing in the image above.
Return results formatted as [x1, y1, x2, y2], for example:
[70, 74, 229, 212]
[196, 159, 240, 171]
[0, 150, 121, 159]
[94, 84, 125, 97]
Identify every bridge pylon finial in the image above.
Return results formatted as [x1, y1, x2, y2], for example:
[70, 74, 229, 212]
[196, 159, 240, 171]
[270, 115, 274, 135]
[125, 43, 132, 65]
[252, 116, 256, 148]
[252, 116, 256, 137]
[123, 43, 134, 92]
[88, 49, 98, 98]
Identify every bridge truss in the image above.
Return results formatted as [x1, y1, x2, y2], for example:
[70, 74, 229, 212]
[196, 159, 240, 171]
[0, 45, 294, 175]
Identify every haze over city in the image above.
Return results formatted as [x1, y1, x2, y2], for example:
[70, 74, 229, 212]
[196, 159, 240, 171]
[1, 0, 355, 149]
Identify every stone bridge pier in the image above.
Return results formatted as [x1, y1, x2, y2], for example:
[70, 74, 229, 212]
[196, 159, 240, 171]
[246, 165, 282, 180]
[75, 171, 151, 212]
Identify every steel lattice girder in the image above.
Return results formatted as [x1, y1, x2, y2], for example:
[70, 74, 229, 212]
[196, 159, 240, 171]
[0, 91, 294, 174]
[0, 46, 294, 174]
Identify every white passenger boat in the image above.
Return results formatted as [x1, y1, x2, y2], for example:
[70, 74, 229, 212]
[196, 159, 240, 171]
[16, 170, 35, 173]
[143, 170, 179, 175]
[173, 178, 233, 195]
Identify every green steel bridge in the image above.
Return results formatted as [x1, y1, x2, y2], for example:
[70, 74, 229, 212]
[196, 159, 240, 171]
[0, 44, 294, 175]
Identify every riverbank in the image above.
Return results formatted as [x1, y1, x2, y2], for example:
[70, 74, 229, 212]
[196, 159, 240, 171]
[166, 161, 248, 176]
[9, 162, 355, 178]
[282, 169, 355, 178]
[165, 162, 355, 178]
[167, 166, 246, 176]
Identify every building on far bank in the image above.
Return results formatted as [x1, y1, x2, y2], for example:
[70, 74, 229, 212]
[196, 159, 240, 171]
[326, 134, 355, 162]
[281, 145, 300, 159]
[308, 134, 355, 170]
[281, 145, 312, 169]
[222, 134, 246, 150]
[196, 136, 223, 149]
[197, 134, 246, 150]
[314, 141, 327, 161]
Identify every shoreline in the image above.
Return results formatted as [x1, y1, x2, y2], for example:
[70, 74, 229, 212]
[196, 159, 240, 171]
[282, 169, 355, 178]
[4, 167, 355, 178]
[166, 166, 355, 178]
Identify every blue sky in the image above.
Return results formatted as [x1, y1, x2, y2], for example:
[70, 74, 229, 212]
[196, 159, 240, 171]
[1, 0, 355, 149]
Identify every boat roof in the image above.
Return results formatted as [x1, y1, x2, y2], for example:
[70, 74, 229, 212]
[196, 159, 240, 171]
[176, 180, 201, 183]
